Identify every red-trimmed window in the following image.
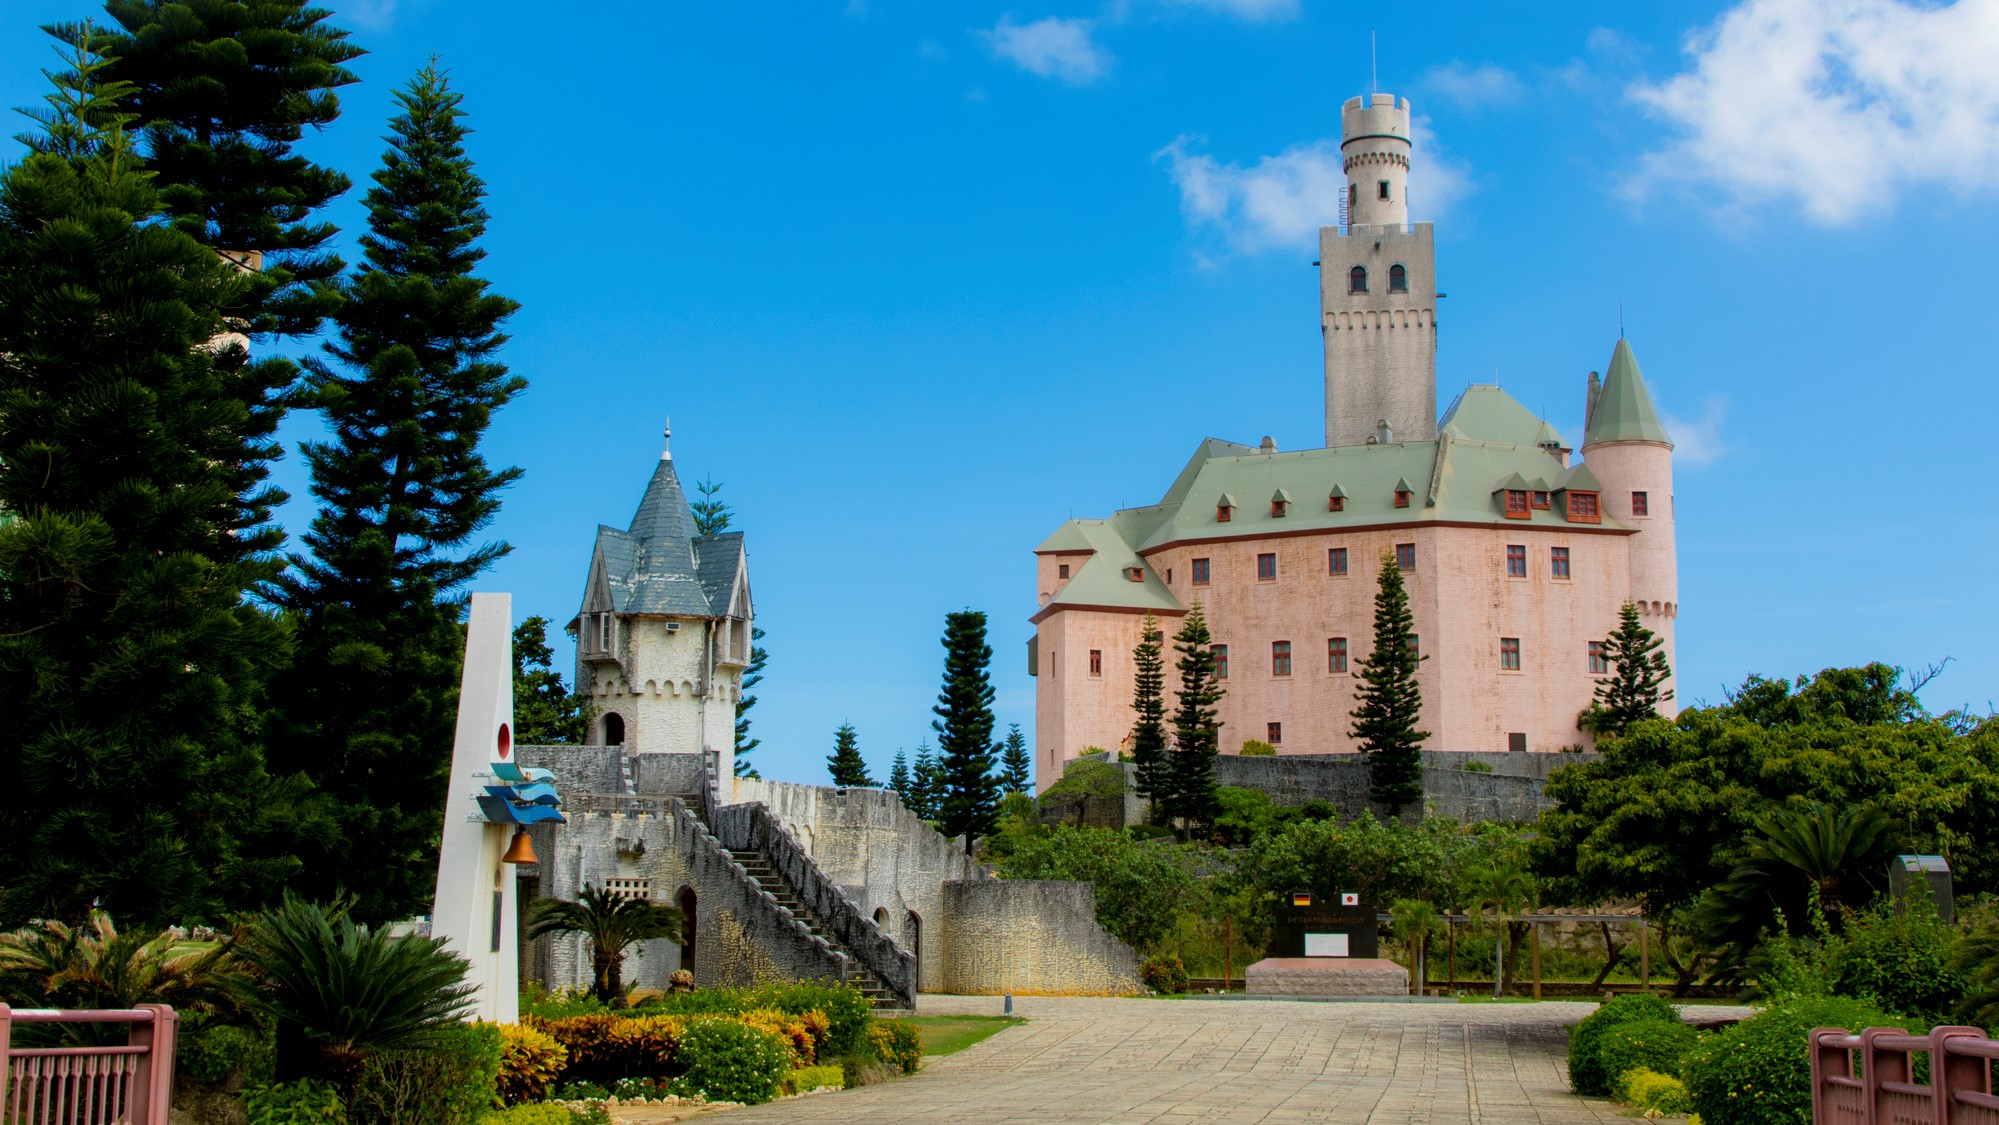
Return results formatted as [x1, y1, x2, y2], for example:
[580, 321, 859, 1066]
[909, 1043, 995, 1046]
[1212, 644, 1229, 679]
[1271, 641, 1292, 676]
[1267, 722, 1283, 744]
[1126, 567, 1145, 583]
[1395, 489, 1412, 508]
[1328, 637, 1348, 673]
[1329, 495, 1346, 512]
[1349, 265, 1367, 293]
[1408, 635, 1421, 658]
[1504, 489, 1530, 518]
[1271, 498, 1289, 517]
[1329, 547, 1348, 575]
[1217, 503, 1233, 523]
[1531, 491, 1551, 510]
[1506, 545, 1527, 577]
[1257, 552, 1278, 580]
[1192, 557, 1211, 585]
[1631, 491, 1650, 517]
[1500, 637, 1521, 671]
[1396, 543, 1416, 571]
[1057, 563, 1070, 579]
[1588, 641, 1608, 675]
[1089, 649, 1102, 676]
[1551, 547, 1571, 579]
[1566, 491, 1601, 523]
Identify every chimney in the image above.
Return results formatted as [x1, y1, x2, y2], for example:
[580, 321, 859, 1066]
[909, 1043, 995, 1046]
[1585, 372, 1601, 434]
[1259, 436, 1277, 454]
[1375, 419, 1394, 445]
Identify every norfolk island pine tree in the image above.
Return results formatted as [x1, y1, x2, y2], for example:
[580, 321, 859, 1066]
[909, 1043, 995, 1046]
[1352, 552, 1428, 817]
[1583, 600, 1674, 737]
[888, 749, 912, 797]
[827, 722, 876, 787]
[686, 475, 767, 777]
[1128, 612, 1170, 820]
[933, 611, 1003, 847]
[1166, 603, 1223, 835]
[1001, 724, 1032, 793]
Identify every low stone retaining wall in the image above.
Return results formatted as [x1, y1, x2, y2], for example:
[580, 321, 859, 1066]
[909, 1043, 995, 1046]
[939, 880, 1143, 996]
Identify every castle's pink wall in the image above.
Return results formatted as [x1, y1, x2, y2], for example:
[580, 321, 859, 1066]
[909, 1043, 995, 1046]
[1035, 520, 1649, 779]
[1580, 440, 1678, 715]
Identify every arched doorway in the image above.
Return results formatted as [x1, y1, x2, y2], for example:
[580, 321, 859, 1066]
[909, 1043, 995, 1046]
[677, 886, 697, 972]
[603, 713, 625, 745]
[905, 911, 921, 992]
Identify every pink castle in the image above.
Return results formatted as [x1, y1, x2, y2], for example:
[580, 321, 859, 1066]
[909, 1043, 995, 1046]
[1028, 93, 1677, 787]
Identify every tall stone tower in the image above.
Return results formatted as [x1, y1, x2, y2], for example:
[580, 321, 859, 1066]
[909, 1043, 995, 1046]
[1320, 93, 1438, 449]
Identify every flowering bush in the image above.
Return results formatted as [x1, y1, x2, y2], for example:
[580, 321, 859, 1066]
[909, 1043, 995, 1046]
[1613, 1068, 1693, 1115]
[675, 1018, 790, 1105]
[1141, 953, 1190, 994]
[496, 1022, 569, 1106]
[869, 1019, 922, 1073]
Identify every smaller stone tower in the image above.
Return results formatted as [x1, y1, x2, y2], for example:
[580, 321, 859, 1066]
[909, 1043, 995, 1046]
[1321, 93, 1438, 449]
[1579, 338, 1678, 714]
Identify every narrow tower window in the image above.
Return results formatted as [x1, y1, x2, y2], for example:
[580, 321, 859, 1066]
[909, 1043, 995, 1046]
[1089, 649, 1102, 677]
[1377, 180, 1391, 200]
[1389, 264, 1408, 292]
[1631, 491, 1650, 517]
[1348, 265, 1368, 294]
[1192, 557, 1211, 585]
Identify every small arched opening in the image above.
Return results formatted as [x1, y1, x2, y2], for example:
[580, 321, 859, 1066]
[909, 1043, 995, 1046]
[677, 886, 698, 971]
[603, 712, 626, 746]
[873, 907, 890, 935]
[1348, 265, 1368, 294]
[1389, 263, 1407, 293]
[906, 911, 922, 991]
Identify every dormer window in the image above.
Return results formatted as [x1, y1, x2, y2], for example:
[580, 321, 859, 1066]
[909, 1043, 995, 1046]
[1504, 489, 1530, 519]
[1216, 494, 1235, 523]
[1348, 266, 1367, 294]
[1394, 489, 1411, 509]
[1270, 489, 1290, 518]
[1058, 563, 1070, 579]
[1126, 567, 1145, 583]
[1565, 491, 1601, 523]
[1389, 264, 1408, 292]
[1531, 491, 1550, 510]
[1330, 496, 1345, 512]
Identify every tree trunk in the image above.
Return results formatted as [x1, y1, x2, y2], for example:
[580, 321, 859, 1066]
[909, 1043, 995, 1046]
[1589, 921, 1625, 988]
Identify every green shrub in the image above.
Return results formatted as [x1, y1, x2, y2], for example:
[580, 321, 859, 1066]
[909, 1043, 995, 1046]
[180, 1020, 276, 1086]
[1141, 953, 1190, 994]
[1460, 760, 1493, 773]
[1596, 1018, 1697, 1092]
[1835, 904, 1967, 1022]
[1566, 992, 1679, 1096]
[1613, 1067, 1692, 1114]
[638, 981, 870, 1059]
[520, 983, 611, 1020]
[1238, 739, 1276, 757]
[785, 1064, 846, 1093]
[675, 1019, 790, 1105]
[245, 1080, 348, 1125]
[477, 1107, 579, 1125]
[1682, 996, 1909, 1125]
[868, 1019, 922, 1073]
[349, 1021, 503, 1125]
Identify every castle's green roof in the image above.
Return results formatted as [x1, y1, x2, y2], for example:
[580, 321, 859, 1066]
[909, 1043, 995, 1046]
[1034, 519, 1183, 620]
[1442, 384, 1564, 448]
[1584, 339, 1672, 448]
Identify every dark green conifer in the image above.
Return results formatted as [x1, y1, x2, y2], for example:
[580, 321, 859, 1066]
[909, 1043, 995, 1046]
[1352, 553, 1428, 816]
[1000, 723, 1032, 793]
[827, 723, 875, 787]
[513, 616, 590, 744]
[1165, 603, 1223, 833]
[932, 611, 1002, 846]
[1586, 600, 1674, 736]
[0, 29, 303, 924]
[735, 628, 766, 778]
[887, 749, 912, 797]
[268, 62, 523, 921]
[1128, 612, 1168, 810]
[910, 743, 941, 821]
[100, 0, 363, 337]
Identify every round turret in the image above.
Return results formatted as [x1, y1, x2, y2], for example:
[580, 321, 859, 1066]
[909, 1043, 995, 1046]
[1341, 93, 1411, 230]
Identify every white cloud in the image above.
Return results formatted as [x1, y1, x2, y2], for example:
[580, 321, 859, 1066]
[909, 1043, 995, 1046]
[982, 15, 1112, 84]
[1628, 0, 1999, 224]
[1157, 0, 1301, 21]
[1422, 61, 1524, 107]
[1157, 118, 1472, 255]
[1662, 396, 1730, 467]
[341, 0, 396, 30]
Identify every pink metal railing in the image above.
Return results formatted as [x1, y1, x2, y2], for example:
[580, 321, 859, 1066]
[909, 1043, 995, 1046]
[0, 1005, 178, 1125]
[1812, 1024, 1999, 1125]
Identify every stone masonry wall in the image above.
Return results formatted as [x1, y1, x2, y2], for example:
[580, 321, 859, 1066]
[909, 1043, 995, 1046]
[939, 880, 1143, 996]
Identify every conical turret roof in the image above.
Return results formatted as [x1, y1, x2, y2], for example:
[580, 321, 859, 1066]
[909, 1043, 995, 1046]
[1583, 339, 1672, 448]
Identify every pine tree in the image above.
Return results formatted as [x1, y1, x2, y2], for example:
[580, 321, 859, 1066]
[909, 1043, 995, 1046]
[1000, 724, 1032, 793]
[1351, 552, 1429, 816]
[0, 28, 303, 924]
[513, 616, 590, 744]
[910, 743, 941, 821]
[1588, 600, 1674, 736]
[267, 62, 524, 921]
[100, 0, 363, 338]
[735, 627, 766, 778]
[1128, 612, 1169, 810]
[827, 723, 875, 787]
[887, 750, 912, 798]
[1165, 603, 1223, 834]
[932, 610, 1002, 846]
[690, 475, 731, 536]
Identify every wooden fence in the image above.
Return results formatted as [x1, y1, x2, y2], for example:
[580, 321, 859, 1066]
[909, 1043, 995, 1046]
[0, 1005, 179, 1125]
[1812, 1025, 1999, 1125]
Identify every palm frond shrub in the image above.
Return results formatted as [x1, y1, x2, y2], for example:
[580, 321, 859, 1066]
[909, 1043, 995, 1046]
[526, 886, 683, 1005]
[235, 894, 476, 1093]
[0, 910, 252, 1043]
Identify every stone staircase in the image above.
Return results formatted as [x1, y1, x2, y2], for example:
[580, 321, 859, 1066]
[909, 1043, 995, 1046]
[727, 847, 903, 1009]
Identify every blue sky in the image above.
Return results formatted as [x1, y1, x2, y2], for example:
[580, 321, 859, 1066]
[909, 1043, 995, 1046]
[6, 0, 1997, 785]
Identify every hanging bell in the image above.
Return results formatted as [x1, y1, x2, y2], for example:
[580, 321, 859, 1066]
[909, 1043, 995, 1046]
[501, 828, 538, 866]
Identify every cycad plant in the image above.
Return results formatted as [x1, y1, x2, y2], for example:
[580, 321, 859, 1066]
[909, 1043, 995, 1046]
[233, 894, 475, 1093]
[526, 885, 684, 1006]
[0, 911, 251, 1043]
[1701, 801, 1896, 959]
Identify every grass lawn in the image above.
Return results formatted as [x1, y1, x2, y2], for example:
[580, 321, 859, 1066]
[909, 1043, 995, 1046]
[898, 1015, 1024, 1057]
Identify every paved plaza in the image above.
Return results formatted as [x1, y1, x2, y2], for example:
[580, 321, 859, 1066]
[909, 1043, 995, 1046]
[700, 994, 1746, 1125]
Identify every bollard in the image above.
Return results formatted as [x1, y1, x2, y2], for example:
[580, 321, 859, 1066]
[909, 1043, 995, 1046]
[1004, 991, 1013, 1016]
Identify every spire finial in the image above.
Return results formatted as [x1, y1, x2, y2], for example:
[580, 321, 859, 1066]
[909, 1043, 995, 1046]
[1371, 30, 1378, 96]
[661, 416, 672, 461]
[1619, 302, 1625, 339]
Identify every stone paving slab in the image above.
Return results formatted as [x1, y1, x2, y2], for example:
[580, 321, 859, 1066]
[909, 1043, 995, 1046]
[708, 994, 1751, 1125]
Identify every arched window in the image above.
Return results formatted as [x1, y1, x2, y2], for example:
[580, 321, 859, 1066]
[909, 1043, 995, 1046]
[1348, 266, 1367, 294]
[1389, 264, 1407, 292]
[873, 907, 890, 935]
[603, 712, 625, 745]
[906, 911, 923, 991]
